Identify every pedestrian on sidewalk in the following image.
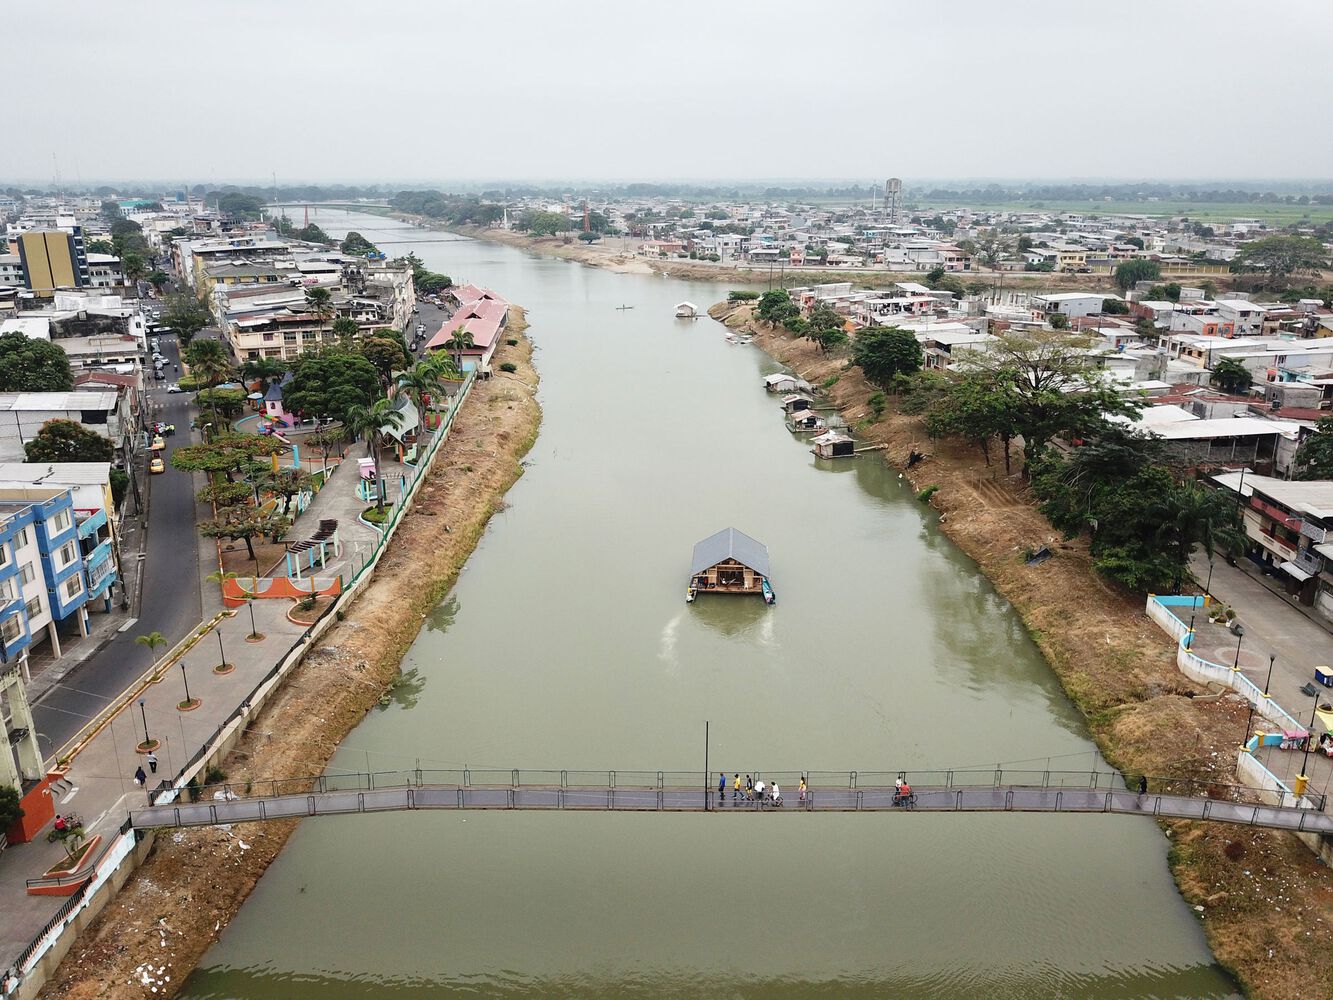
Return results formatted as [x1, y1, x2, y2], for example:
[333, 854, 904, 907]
[147, 751, 158, 774]
[134, 765, 147, 787]
[799, 775, 807, 804]
[718, 771, 726, 806]
[1137, 775, 1148, 800]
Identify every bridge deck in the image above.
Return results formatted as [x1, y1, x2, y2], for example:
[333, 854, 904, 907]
[129, 785, 1333, 834]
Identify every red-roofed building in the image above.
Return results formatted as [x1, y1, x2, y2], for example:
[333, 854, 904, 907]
[427, 289, 510, 370]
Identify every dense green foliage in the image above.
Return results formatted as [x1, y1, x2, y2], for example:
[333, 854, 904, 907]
[1229, 235, 1329, 287]
[728, 290, 760, 301]
[340, 232, 379, 255]
[24, 420, 113, 463]
[852, 326, 923, 385]
[215, 192, 267, 219]
[0, 786, 24, 833]
[0, 332, 73, 391]
[285, 350, 380, 424]
[1210, 358, 1253, 394]
[1294, 416, 1333, 480]
[161, 292, 212, 345]
[1113, 259, 1161, 291]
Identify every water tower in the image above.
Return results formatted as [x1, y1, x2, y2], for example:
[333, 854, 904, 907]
[884, 178, 902, 224]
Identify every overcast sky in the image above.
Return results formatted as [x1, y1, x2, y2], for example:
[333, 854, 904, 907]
[11, 0, 1333, 186]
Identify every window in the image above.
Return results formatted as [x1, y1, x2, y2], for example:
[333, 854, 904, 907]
[0, 542, 8, 568]
[50, 509, 71, 534]
[64, 575, 83, 600]
[25, 595, 41, 618]
[58, 541, 77, 567]
[0, 580, 13, 603]
[1, 613, 21, 643]
[20, 562, 35, 585]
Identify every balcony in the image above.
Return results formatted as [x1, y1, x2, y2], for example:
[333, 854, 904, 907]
[84, 539, 114, 588]
[1251, 496, 1303, 532]
[76, 507, 107, 540]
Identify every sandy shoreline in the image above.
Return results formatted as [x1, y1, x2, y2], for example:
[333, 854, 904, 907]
[709, 300, 1333, 999]
[35, 313, 543, 1000]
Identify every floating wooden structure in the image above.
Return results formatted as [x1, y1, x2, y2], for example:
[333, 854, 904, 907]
[788, 411, 826, 433]
[781, 393, 814, 414]
[812, 430, 856, 459]
[763, 373, 813, 394]
[675, 301, 701, 318]
[687, 527, 774, 604]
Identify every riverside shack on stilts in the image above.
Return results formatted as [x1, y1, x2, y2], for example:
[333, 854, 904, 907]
[686, 527, 775, 604]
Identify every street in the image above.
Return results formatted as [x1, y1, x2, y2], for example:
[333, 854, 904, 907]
[30, 329, 203, 756]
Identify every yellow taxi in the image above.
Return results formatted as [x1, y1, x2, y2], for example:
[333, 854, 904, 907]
[149, 456, 165, 474]
[150, 435, 166, 451]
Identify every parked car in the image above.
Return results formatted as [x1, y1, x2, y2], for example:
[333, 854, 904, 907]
[149, 456, 165, 474]
[154, 369, 167, 380]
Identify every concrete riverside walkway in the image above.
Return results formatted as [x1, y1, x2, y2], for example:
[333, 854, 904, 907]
[130, 783, 1333, 835]
[0, 599, 306, 970]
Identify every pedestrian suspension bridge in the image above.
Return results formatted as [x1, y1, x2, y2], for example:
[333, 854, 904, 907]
[129, 767, 1333, 835]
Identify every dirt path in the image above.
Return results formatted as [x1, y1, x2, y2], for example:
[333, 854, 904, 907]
[37, 311, 542, 1000]
[710, 301, 1333, 998]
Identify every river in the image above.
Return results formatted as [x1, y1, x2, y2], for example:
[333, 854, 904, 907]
[179, 208, 1237, 998]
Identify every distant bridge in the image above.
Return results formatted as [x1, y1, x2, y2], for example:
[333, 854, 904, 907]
[129, 769, 1333, 835]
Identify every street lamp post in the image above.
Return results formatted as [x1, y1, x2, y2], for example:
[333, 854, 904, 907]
[245, 598, 258, 639]
[1188, 559, 1217, 635]
[179, 660, 193, 706]
[138, 698, 151, 746]
[1295, 688, 1322, 799]
[1231, 624, 1246, 670]
[216, 626, 228, 669]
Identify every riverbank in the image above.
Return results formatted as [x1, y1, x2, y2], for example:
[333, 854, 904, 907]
[419, 221, 1136, 292]
[709, 300, 1333, 998]
[33, 312, 542, 1000]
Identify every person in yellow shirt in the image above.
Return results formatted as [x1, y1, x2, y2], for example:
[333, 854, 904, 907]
[732, 773, 742, 802]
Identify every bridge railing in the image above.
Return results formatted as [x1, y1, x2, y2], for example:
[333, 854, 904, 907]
[183, 766, 1300, 809]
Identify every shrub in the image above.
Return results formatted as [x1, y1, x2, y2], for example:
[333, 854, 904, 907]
[707, 254, 720, 262]
[868, 391, 887, 421]
[204, 765, 227, 785]
[506, 338, 518, 346]
[728, 290, 760, 301]
[0, 785, 24, 831]
[822, 375, 840, 389]
[499, 362, 517, 373]
[917, 485, 940, 503]
[296, 596, 316, 612]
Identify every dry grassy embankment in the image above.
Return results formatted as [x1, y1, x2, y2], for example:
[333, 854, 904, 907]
[37, 312, 541, 1000]
[710, 300, 1333, 999]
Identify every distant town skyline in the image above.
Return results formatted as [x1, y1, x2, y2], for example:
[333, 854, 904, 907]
[12, 0, 1333, 184]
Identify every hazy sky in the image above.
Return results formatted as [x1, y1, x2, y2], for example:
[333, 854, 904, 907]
[11, 0, 1333, 185]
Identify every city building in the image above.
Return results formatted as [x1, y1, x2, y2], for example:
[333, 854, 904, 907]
[0, 391, 134, 463]
[16, 229, 89, 295]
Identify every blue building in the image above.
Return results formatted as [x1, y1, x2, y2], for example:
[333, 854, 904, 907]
[0, 486, 91, 678]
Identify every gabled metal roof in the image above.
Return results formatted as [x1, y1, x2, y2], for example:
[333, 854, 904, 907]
[690, 527, 771, 577]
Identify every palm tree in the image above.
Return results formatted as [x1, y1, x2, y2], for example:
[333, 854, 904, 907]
[345, 397, 404, 511]
[305, 286, 334, 338]
[241, 357, 286, 392]
[331, 316, 359, 347]
[1157, 482, 1246, 590]
[186, 338, 236, 429]
[135, 630, 167, 677]
[445, 329, 474, 370]
[395, 356, 459, 435]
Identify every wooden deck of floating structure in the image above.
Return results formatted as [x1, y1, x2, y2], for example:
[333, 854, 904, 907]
[689, 527, 771, 599]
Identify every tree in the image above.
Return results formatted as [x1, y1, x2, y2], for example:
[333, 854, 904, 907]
[135, 631, 167, 673]
[1101, 299, 1130, 315]
[147, 269, 169, 293]
[121, 252, 147, 288]
[1125, 236, 1145, 250]
[444, 329, 474, 369]
[251, 466, 315, 515]
[196, 480, 254, 508]
[925, 373, 1022, 472]
[924, 265, 947, 286]
[1210, 358, 1253, 394]
[0, 333, 73, 391]
[1016, 235, 1034, 253]
[755, 288, 800, 328]
[240, 357, 286, 390]
[1294, 416, 1333, 480]
[284, 350, 380, 424]
[578, 231, 600, 243]
[161, 292, 211, 345]
[971, 229, 1014, 267]
[395, 355, 459, 432]
[185, 339, 234, 421]
[1048, 311, 1070, 330]
[359, 335, 410, 381]
[1113, 259, 1161, 291]
[294, 223, 331, 244]
[304, 286, 334, 331]
[955, 329, 1143, 471]
[86, 238, 115, 255]
[0, 785, 24, 833]
[345, 397, 404, 511]
[216, 192, 266, 219]
[196, 387, 247, 420]
[24, 420, 113, 463]
[199, 507, 291, 562]
[171, 434, 284, 481]
[330, 316, 360, 345]
[1230, 235, 1328, 287]
[340, 231, 379, 255]
[852, 326, 923, 385]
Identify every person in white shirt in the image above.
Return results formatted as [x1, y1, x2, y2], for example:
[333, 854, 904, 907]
[770, 782, 781, 805]
[754, 779, 765, 801]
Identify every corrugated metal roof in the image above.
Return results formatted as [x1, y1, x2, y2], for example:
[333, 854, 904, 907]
[690, 527, 770, 577]
[0, 391, 118, 411]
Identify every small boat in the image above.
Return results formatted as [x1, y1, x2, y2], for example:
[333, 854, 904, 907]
[686, 585, 697, 604]
[616, 304, 635, 311]
[762, 578, 776, 605]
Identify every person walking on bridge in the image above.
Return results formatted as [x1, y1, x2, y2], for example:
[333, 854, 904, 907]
[718, 772, 727, 806]
[745, 774, 753, 800]
[733, 773, 742, 801]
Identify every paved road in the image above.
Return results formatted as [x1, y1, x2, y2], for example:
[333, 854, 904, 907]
[31, 331, 203, 756]
[130, 783, 1333, 835]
